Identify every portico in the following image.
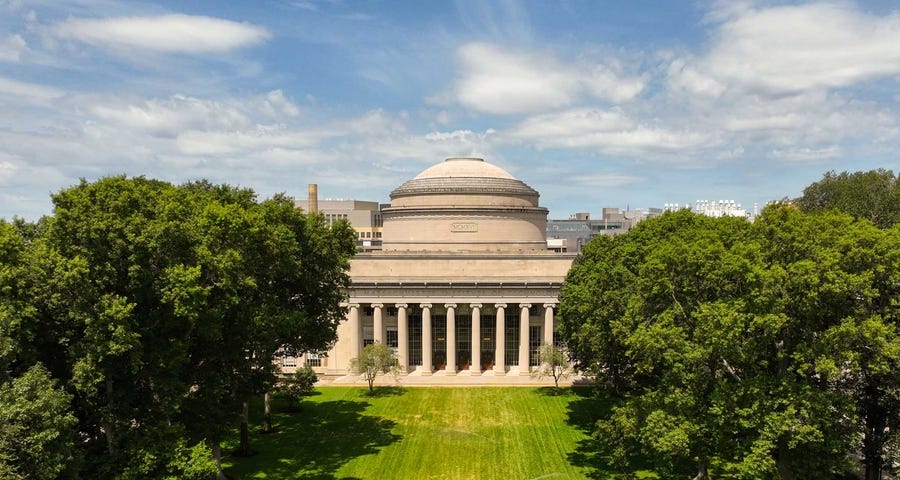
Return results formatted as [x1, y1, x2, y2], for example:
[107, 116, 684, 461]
[337, 284, 560, 376]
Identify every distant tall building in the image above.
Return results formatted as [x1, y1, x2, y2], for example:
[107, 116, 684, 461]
[294, 197, 384, 250]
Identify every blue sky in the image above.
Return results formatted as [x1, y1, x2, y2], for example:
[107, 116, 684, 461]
[1, 0, 899, 220]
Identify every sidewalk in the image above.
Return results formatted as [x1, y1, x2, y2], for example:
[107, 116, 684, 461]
[322, 372, 592, 387]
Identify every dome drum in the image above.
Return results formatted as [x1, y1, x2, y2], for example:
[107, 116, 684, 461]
[380, 158, 550, 253]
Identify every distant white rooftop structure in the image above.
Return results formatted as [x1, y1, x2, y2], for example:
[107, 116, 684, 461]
[691, 199, 749, 219]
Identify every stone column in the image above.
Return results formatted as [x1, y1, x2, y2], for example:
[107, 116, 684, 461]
[494, 303, 506, 374]
[348, 303, 361, 361]
[397, 303, 408, 373]
[543, 303, 555, 346]
[421, 303, 432, 375]
[519, 304, 531, 374]
[470, 303, 482, 375]
[372, 303, 384, 344]
[446, 303, 457, 374]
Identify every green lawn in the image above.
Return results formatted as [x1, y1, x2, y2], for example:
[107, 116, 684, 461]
[222, 386, 612, 480]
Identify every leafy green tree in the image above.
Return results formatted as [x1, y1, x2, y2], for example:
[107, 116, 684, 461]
[795, 169, 900, 228]
[278, 365, 319, 408]
[0, 176, 355, 479]
[811, 222, 900, 480]
[0, 363, 77, 479]
[559, 208, 865, 479]
[351, 342, 400, 393]
[533, 344, 571, 394]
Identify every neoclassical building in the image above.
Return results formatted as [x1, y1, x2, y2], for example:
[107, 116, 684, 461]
[307, 157, 575, 377]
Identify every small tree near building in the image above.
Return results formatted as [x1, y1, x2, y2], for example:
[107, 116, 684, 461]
[350, 342, 400, 393]
[277, 365, 319, 412]
[533, 344, 572, 394]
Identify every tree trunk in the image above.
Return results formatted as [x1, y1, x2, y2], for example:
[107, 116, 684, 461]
[692, 457, 710, 480]
[104, 379, 115, 454]
[776, 444, 795, 480]
[239, 401, 250, 455]
[263, 392, 273, 432]
[863, 409, 886, 480]
[210, 441, 227, 480]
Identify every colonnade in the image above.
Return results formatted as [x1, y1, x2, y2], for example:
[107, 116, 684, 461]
[345, 302, 556, 375]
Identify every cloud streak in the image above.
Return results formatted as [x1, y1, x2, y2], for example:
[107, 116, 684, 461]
[54, 14, 271, 54]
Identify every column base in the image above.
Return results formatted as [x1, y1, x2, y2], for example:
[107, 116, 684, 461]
[508, 367, 532, 376]
[490, 366, 507, 376]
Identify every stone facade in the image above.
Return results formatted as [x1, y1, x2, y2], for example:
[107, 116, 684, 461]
[287, 158, 575, 378]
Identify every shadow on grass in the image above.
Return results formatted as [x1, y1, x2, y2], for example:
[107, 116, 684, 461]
[565, 388, 663, 479]
[225, 399, 400, 479]
[362, 385, 406, 398]
[535, 385, 572, 397]
[564, 387, 621, 480]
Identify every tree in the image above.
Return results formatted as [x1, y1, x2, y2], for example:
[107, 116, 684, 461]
[810, 222, 900, 480]
[795, 169, 900, 228]
[0, 177, 356, 479]
[278, 365, 319, 409]
[0, 363, 77, 479]
[350, 342, 400, 393]
[559, 208, 863, 479]
[532, 344, 571, 394]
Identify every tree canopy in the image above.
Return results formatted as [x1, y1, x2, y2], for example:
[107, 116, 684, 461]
[0, 176, 356, 478]
[559, 206, 900, 479]
[794, 169, 900, 228]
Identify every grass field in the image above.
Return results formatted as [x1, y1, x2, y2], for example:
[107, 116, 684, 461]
[222, 386, 615, 480]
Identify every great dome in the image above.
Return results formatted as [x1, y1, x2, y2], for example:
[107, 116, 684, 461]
[414, 157, 515, 180]
[381, 158, 549, 253]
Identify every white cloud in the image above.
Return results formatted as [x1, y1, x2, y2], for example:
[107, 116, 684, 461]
[771, 145, 841, 163]
[54, 14, 271, 54]
[508, 107, 718, 155]
[175, 125, 325, 156]
[0, 75, 65, 103]
[583, 64, 646, 104]
[571, 172, 643, 187]
[257, 90, 300, 118]
[0, 34, 29, 62]
[450, 42, 644, 115]
[0, 159, 16, 180]
[454, 43, 579, 114]
[88, 95, 251, 137]
[675, 3, 900, 97]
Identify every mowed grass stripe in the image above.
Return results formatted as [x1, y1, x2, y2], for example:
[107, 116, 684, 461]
[223, 386, 598, 479]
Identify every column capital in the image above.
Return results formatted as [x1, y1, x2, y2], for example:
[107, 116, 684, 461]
[543, 303, 557, 309]
[519, 303, 532, 309]
[445, 303, 457, 309]
[395, 303, 408, 309]
[420, 303, 432, 309]
[495, 303, 507, 309]
[371, 303, 384, 308]
[469, 303, 482, 309]
[346, 302, 360, 308]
